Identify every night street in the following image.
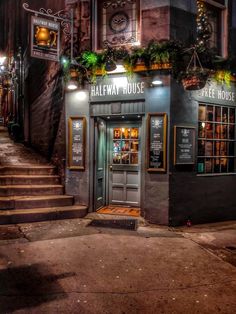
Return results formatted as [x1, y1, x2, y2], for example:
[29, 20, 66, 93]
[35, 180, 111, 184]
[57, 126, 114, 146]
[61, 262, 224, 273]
[0, 218, 236, 313]
[1, 0, 236, 313]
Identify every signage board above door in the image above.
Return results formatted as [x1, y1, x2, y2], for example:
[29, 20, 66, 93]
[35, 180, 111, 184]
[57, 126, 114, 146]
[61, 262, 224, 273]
[90, 75, 146, 102]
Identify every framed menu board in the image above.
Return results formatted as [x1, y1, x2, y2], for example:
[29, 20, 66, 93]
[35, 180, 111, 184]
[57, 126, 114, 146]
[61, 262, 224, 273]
[147, 113, 167, 172]
[68, 117, 86, 170]
[174, 126, 195, 165]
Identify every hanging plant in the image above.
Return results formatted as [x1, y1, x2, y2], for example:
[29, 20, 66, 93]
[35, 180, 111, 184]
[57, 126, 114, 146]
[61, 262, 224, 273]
[214, 70, 232, 87]
[179, 48, 209, 90]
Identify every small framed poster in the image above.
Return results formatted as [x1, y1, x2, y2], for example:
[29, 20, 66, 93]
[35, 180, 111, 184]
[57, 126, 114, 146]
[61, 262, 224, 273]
[147, 113, 168, 172]
[174, 126, 196, 165]
[68, 117, 86, 170]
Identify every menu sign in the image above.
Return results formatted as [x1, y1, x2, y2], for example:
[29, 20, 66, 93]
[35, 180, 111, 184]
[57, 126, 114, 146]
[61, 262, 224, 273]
[174, 126, 195, 165]
[147, 113, 167, 172]
[68, 117, 86, 170]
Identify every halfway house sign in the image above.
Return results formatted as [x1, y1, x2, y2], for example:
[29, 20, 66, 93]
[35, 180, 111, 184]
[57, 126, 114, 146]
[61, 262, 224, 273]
[31, 16, 60, 61]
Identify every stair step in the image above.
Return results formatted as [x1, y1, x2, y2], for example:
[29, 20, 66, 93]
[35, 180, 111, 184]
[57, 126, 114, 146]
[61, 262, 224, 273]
[0, 195, 74, 210]
[0, 185, 64, 196]
[0, 205, 87, 224]
[0, 165, 56, 175]
[0, 175, 60, 185]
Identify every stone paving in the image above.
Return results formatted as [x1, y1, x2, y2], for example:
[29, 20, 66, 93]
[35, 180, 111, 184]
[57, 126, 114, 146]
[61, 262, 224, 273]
[0, 219, 236, 313]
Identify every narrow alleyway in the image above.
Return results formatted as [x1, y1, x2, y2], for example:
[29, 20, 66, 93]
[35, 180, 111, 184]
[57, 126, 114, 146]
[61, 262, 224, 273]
[0, 127, 87, 224]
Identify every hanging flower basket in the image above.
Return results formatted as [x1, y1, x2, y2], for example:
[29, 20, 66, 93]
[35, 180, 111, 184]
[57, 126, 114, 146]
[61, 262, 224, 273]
[180, 48, 209, 90]
[182, 73, 208, 90]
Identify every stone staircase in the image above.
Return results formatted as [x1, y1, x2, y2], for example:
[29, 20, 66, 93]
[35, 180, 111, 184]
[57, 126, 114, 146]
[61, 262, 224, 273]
[0, 127, 87, 224]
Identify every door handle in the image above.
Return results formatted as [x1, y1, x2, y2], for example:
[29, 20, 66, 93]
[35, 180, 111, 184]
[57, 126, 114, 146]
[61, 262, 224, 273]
[109, 165, 113, 170]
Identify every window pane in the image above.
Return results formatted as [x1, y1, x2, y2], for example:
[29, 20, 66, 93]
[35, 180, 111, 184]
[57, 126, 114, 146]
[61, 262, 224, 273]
[220, 158, 228, 172]
[114, 128, 121, 139]
[205, 158, 213, 173]
[229, 125, 235, 139]
[228, 158, 235, 172]
[199, 105, 206, 121]
[214, 158, 221, 173]
[130, 153, 138, 164]
[230, 108, 235, 123]
[214, 141, 220, 156]
[215, 106, 221, 122]
[121, 153, 129, 164]
[121, 140, 130, 151]
[207, 106, 214, 121]
[229, 142, 235, 156]
[131, 128, 139, 139]
[220, 142, 227, 156]
[198, 140, 205, 156]
[198, 122, 206, 138]
[122, 128, 130, 139]
[206, 123, 213, 138]
[131, 141, 138, 152]
[222, 107, 228, 123]
[113, 140, 121, 152]
[113, 153, 121, 164]
[197, 158, 205, 173]
[215, 124, 221, 139]
[205, 141, 213, 156]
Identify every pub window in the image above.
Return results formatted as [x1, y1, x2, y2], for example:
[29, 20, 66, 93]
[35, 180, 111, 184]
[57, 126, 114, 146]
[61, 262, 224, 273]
[197, 104, 236, 174]
[96, 0, 140, 50]
[205, 0, 227, 56]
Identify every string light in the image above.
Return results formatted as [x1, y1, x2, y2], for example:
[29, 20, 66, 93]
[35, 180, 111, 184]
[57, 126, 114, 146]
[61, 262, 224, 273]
[196, 0, 211, 50]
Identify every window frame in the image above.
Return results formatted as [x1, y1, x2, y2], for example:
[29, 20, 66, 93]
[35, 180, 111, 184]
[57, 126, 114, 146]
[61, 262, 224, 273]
[197, 102, 236, 175]
[204, 0, 228, 57]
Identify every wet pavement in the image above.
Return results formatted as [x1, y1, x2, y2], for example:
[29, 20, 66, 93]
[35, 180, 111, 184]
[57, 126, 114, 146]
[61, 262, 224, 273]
[0, 218, 236, 313]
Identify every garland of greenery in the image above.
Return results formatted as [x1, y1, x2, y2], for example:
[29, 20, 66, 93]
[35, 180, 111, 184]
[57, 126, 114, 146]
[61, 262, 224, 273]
[61, 39, 235, 86]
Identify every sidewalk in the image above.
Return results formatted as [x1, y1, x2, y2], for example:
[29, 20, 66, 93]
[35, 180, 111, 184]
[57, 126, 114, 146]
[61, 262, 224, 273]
[0, 218, 236, 313]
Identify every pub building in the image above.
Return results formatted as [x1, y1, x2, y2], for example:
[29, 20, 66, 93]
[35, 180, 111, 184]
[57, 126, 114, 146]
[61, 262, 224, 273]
[65, 70, 236, 226]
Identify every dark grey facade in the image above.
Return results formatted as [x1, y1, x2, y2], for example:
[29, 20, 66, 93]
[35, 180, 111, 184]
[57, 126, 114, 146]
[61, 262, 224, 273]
[65, 70, 236, 225]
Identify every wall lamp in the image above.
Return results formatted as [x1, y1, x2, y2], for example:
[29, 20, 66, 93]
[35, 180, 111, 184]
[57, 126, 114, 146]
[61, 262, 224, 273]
[62, 57, 90, 91]
[151, 79, 163, 86]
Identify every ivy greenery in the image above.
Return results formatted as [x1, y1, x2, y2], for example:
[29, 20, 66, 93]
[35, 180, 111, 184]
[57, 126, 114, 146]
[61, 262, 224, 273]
[61, 39, 235, 86]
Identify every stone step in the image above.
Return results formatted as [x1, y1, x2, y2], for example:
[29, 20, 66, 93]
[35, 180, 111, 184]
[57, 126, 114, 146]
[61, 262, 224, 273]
[0, 205, 87, 224]
[0, 185, 64, 196]
[0, 195, 74, 210]
[0, 175, 60, 185]
[0, 165, 56, 175]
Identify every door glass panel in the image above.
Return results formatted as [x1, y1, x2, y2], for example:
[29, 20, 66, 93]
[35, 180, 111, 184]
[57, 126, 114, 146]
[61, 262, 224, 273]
[113, 128, 121, 139]
[121, 153, 129, 164]
[112, 127, 139, 165]
[113, 153, 121, 164]
[131, 128, 139, 139]
[122, 128, 130, 139]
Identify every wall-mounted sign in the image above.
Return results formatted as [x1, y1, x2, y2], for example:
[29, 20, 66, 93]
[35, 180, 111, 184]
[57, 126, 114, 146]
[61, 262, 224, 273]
[194, 80, 236, 106]
[90, 76, 146, 102]
[68, 117, 86, 170]
[31, 16, 60, 61]
[147, 113, 167, 172]
[174, 126, 195, 165]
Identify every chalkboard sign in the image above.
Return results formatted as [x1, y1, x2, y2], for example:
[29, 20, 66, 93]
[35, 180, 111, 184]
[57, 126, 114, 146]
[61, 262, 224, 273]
[174, 126, 195, 165]
[68, 117, 86, 170]
[147, 113, 167, 172]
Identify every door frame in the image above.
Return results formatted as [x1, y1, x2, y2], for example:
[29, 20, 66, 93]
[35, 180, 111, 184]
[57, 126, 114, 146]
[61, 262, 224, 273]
[106, 120, 142, 207]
